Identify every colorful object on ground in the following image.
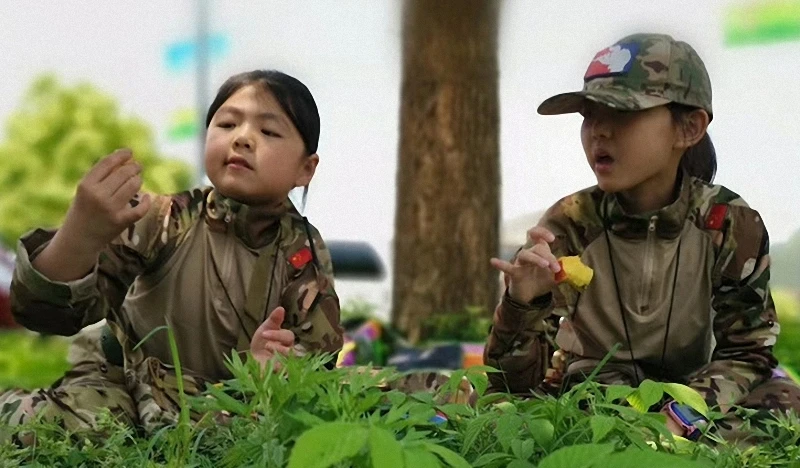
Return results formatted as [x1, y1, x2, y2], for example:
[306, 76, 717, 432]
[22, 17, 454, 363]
[336, 317, 485, 371]
[167, 108, 199, 141]
[554, 256, 594, 292]
[165, 33, 231, 72]
[725, 0, 800, 46]
[336, 319, 389, 367]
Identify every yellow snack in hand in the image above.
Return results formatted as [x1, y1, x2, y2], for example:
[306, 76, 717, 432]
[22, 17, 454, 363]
[554, 256, 593, 291]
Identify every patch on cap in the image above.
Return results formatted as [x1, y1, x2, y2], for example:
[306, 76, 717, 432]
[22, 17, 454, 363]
[584, 43, 640, 81]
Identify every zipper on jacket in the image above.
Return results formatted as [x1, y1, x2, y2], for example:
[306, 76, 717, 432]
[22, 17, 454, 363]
[639, 215, 658, 313]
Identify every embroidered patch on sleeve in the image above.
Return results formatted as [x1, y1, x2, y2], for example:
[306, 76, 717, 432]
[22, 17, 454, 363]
[705, 203, 729, 230]
[289, 247, 313, 269]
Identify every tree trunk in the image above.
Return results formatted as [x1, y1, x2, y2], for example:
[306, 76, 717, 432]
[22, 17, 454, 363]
[392, 0, 500, 344]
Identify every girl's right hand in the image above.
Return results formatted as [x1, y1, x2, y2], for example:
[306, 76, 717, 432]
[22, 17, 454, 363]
[56, 149, 151, 256]
[490, 226, 561, 304]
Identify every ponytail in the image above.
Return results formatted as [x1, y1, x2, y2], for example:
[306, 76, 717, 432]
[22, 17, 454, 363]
[669, 103, 717, 183]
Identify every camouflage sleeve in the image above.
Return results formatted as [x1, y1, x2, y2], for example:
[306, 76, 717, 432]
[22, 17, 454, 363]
[484, 201, 577, 395]
[686, 205, 778, 412]
[281, 224, 343, 361]
[11, 191, 201, 335]
[484, 289, 557, 395]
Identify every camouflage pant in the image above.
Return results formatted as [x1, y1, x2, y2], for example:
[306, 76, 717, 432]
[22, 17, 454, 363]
[0, 329, 137, 445]
[713, 376, 800, 443]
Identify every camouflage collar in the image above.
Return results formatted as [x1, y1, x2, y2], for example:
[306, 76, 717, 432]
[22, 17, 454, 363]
[601, 174, 692, 240]
[205, 189, 291, 249]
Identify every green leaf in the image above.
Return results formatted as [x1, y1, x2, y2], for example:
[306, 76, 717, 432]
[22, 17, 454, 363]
[538, 444, 613, 468]
[626, 392, 647, 413]
[590, 415, 617, 443]
[605, 384, 635, 402]
[472, 453, 511, 467]
[285, 409, 326, 428]
[204, 382, 250, 416]
[528, 419, 555, 448]
[466, 371, 489, 396]
[403, 448, 443, 468]
[476, 392, 508, 409]
[439, 403, 474, 419]
[461, 413, 494, 455]
[510, 438, 535, 461]
[663, 383, 709, 416]
[605, 448, 709, 467]
[368, 427, 403, 468]
[465, 365, 500, 374]
[288, 422, 368, 468]
[507, 461, 536, 468]
[495, 413, 523, 451]
[636, 380, 665, 410]
[422, 442, 472, 468]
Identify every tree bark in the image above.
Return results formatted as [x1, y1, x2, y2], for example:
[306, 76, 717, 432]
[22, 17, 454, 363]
[392, 0, 500, 343]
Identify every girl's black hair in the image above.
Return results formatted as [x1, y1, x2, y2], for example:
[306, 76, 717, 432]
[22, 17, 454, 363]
[205, 70, 320, 155]
[668, 103, 716, 183]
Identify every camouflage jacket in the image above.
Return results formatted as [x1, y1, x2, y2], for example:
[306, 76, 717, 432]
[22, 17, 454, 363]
[11, 188, 343, 381]
[485, 175, 779, 411]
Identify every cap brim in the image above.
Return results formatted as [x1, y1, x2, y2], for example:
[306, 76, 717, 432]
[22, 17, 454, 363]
[537, 89, 671, 115]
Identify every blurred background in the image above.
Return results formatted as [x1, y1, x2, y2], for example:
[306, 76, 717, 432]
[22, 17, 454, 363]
[1, 0, 798, 387]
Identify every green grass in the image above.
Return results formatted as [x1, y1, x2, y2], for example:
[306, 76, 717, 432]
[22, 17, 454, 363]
[0, 349, 798, 467]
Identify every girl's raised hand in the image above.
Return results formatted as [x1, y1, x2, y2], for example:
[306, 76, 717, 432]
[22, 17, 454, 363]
[59, 149, 152, 255]
[490, 226, 561, 303]
[250, 306, 296, 371]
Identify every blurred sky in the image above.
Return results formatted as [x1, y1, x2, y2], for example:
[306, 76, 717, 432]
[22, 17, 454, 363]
[2, 1, 799, 312]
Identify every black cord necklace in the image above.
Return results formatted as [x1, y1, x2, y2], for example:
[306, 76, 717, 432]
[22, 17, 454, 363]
[603, 210, 683, 387]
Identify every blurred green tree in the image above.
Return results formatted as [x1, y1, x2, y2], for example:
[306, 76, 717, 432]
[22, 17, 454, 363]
[0, 75, 193, 249]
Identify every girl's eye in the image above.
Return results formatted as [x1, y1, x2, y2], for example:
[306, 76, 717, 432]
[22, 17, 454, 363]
[217, 122, 235, 129]
[261, 129, 281, 137]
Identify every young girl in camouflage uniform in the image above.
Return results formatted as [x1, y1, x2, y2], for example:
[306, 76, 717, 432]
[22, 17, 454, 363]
[1, 70, 342, 437]
[485, 33, 800, 441]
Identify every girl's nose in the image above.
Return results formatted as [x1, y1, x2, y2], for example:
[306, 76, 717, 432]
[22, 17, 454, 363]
[233, 133, 253, 150]
[590, 116, 613, 139]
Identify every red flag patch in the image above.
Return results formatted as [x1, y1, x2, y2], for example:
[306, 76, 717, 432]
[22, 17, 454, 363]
[289, 247, 313, 269]
[584, 43, 640, 81]
[705, 204, 728, 230]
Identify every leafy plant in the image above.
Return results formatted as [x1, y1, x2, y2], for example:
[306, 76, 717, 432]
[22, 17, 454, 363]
[1, 331, 799, 466]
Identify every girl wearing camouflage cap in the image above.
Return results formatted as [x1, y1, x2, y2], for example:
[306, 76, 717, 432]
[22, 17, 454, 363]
[485, 33, 800, 442]
[1, 70, 343, 440]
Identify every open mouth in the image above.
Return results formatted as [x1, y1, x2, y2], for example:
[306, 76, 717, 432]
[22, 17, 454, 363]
[593, 151, 614, 172]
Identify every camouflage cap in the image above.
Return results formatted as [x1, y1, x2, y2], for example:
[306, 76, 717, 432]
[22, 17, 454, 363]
[538, 33, 712, 117]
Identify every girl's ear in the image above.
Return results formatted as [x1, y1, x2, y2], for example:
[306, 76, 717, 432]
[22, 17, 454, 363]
[677, 109, 710, 150]
[295, 153, 319, 188]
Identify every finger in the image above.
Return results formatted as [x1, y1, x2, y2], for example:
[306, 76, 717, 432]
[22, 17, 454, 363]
[490, 257, 516, 275]
[530, 243, 561, 272]
[110, 174, 144, 209]
[265, 342, 292, 356]
[527, 226, 556, 245]
[84, 149, 133, 184]
[261, 329, 295, 346]
[516, 249, 552, 269]
[102, 162, 142, 199]
[264, 306, 286, 331]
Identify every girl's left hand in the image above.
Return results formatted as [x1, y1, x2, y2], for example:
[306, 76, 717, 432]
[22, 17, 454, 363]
[250, 306, 296, 371]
